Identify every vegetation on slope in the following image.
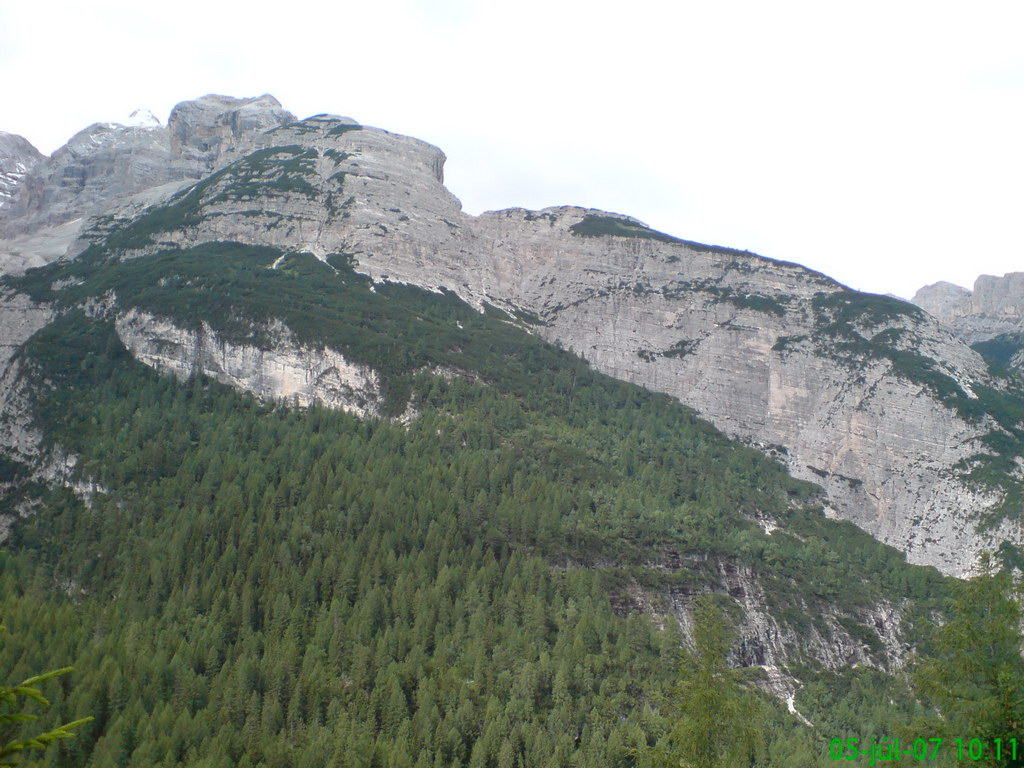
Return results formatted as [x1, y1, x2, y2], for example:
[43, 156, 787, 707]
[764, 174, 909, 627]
[0, 238, 957, 765]
[910, 557, 1024, 767]
[79, 146, 318, 254]
[0, 628, 93, 765]
[800, 291, 1024, 525]
[569, 214, 756, 258]
[973, 333, 1024, 373]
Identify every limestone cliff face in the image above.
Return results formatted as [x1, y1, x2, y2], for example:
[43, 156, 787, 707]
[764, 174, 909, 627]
[0, 290, 68, 544]
[71, 115, 1019, 575]
[705, 560, 905, 672]
[0, 132, 44, 211]
[4, 110, 1023, 577]
[112, 116, 461, 264]
[468, 211, 1015, 576]
[0, 290, 53, 465]
[912, 281, 973, 324]
[114, 309, 381, 417]
[0, 95, 295, 266]
[168, 94, 297, 172]
[914, 273, 1024, 346]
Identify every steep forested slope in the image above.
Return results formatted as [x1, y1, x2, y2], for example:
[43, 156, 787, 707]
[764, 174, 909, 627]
[0, 237, 957, 766]
[3, 105, 1019, 766]
[5, 109, 1019, 574]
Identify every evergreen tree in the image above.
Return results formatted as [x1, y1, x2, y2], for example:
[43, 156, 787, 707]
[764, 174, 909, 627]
[913, 555, 1024, 767]
[0, 627, 92, 766]
[0, 301, 963, 767]
[642, 597, 765, 768]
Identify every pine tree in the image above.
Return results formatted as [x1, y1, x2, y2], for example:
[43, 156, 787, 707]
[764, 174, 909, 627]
[641, 597, 764, 768]
[912, 555, 1024, 767]
[0, 627, 93, 766]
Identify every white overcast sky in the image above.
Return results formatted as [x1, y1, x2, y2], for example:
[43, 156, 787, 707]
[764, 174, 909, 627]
[1, 0, 1022, 298]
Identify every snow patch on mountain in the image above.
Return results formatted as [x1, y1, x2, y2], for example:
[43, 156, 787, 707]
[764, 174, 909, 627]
[121, 108, 162, 128]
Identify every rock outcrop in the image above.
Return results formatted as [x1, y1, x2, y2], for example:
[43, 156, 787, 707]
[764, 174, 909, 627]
[168, 93, 296, 171]
[0, 289, 54, 466]
[0, 132, 44, 210]
[114, 309, 381, 417]
[914, 273, 1024, 345]
[0, 95, 295, 271]
[912, 281, 972, 323]
[0, 120, 177, 237]
[4, 104, 1023, 577]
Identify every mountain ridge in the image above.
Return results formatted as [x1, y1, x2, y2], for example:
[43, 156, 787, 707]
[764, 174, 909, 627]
[3, 94, 1018, 766]
[913, 272, 1024, 373]
[2, 99, 1023, 578]
[0, 94, 295, 244]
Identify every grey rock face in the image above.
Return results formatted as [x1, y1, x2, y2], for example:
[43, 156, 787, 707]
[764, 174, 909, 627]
[167, 93, 296, 172]
[0, 132, 44, 210]
[913, 273, 1024, 346]
[0, 290, 54, 466]
[689, 560, 905, 672]
[912, 281, 972, 322]
[114, 309, 381, 417]
[0, 121, 178, 237]
[0, 290, 104, 543]
[974, 272, 1024, 317]
[3, 107, 1022, 577]
[0, 94, 295, 268]
[64, 115, 1021, 576]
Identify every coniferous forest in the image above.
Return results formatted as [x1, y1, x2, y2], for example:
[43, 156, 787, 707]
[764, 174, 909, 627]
[1, 247, 1022, 767]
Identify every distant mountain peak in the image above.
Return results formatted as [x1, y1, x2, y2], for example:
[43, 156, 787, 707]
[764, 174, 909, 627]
[121, 108, 162, 128]
[913, 273, 1024, 349]
[0, 131, 45, 210]
[0, 94, 295, 241]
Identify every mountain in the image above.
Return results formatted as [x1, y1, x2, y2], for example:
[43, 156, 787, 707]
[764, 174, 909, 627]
[0, 94, 1019, 766]
[0, 131, 44, 210]
[4, 106, 1020, 577]
[914, 273, 1024, 372]
[0, 95, 294, 276]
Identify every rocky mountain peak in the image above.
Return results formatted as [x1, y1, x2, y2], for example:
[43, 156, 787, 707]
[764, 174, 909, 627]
[0, 93, 296, 253]
[912, 280, 972, 323]
[55, 120, 167, 160]
[0, 131, 44, 163]
[913, 272, 1024, 352]
[0, 132, 44, 210]
[972, 272, 1024, 318]
[167, 93, 295, 169]
[121, 108, 162, 128]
